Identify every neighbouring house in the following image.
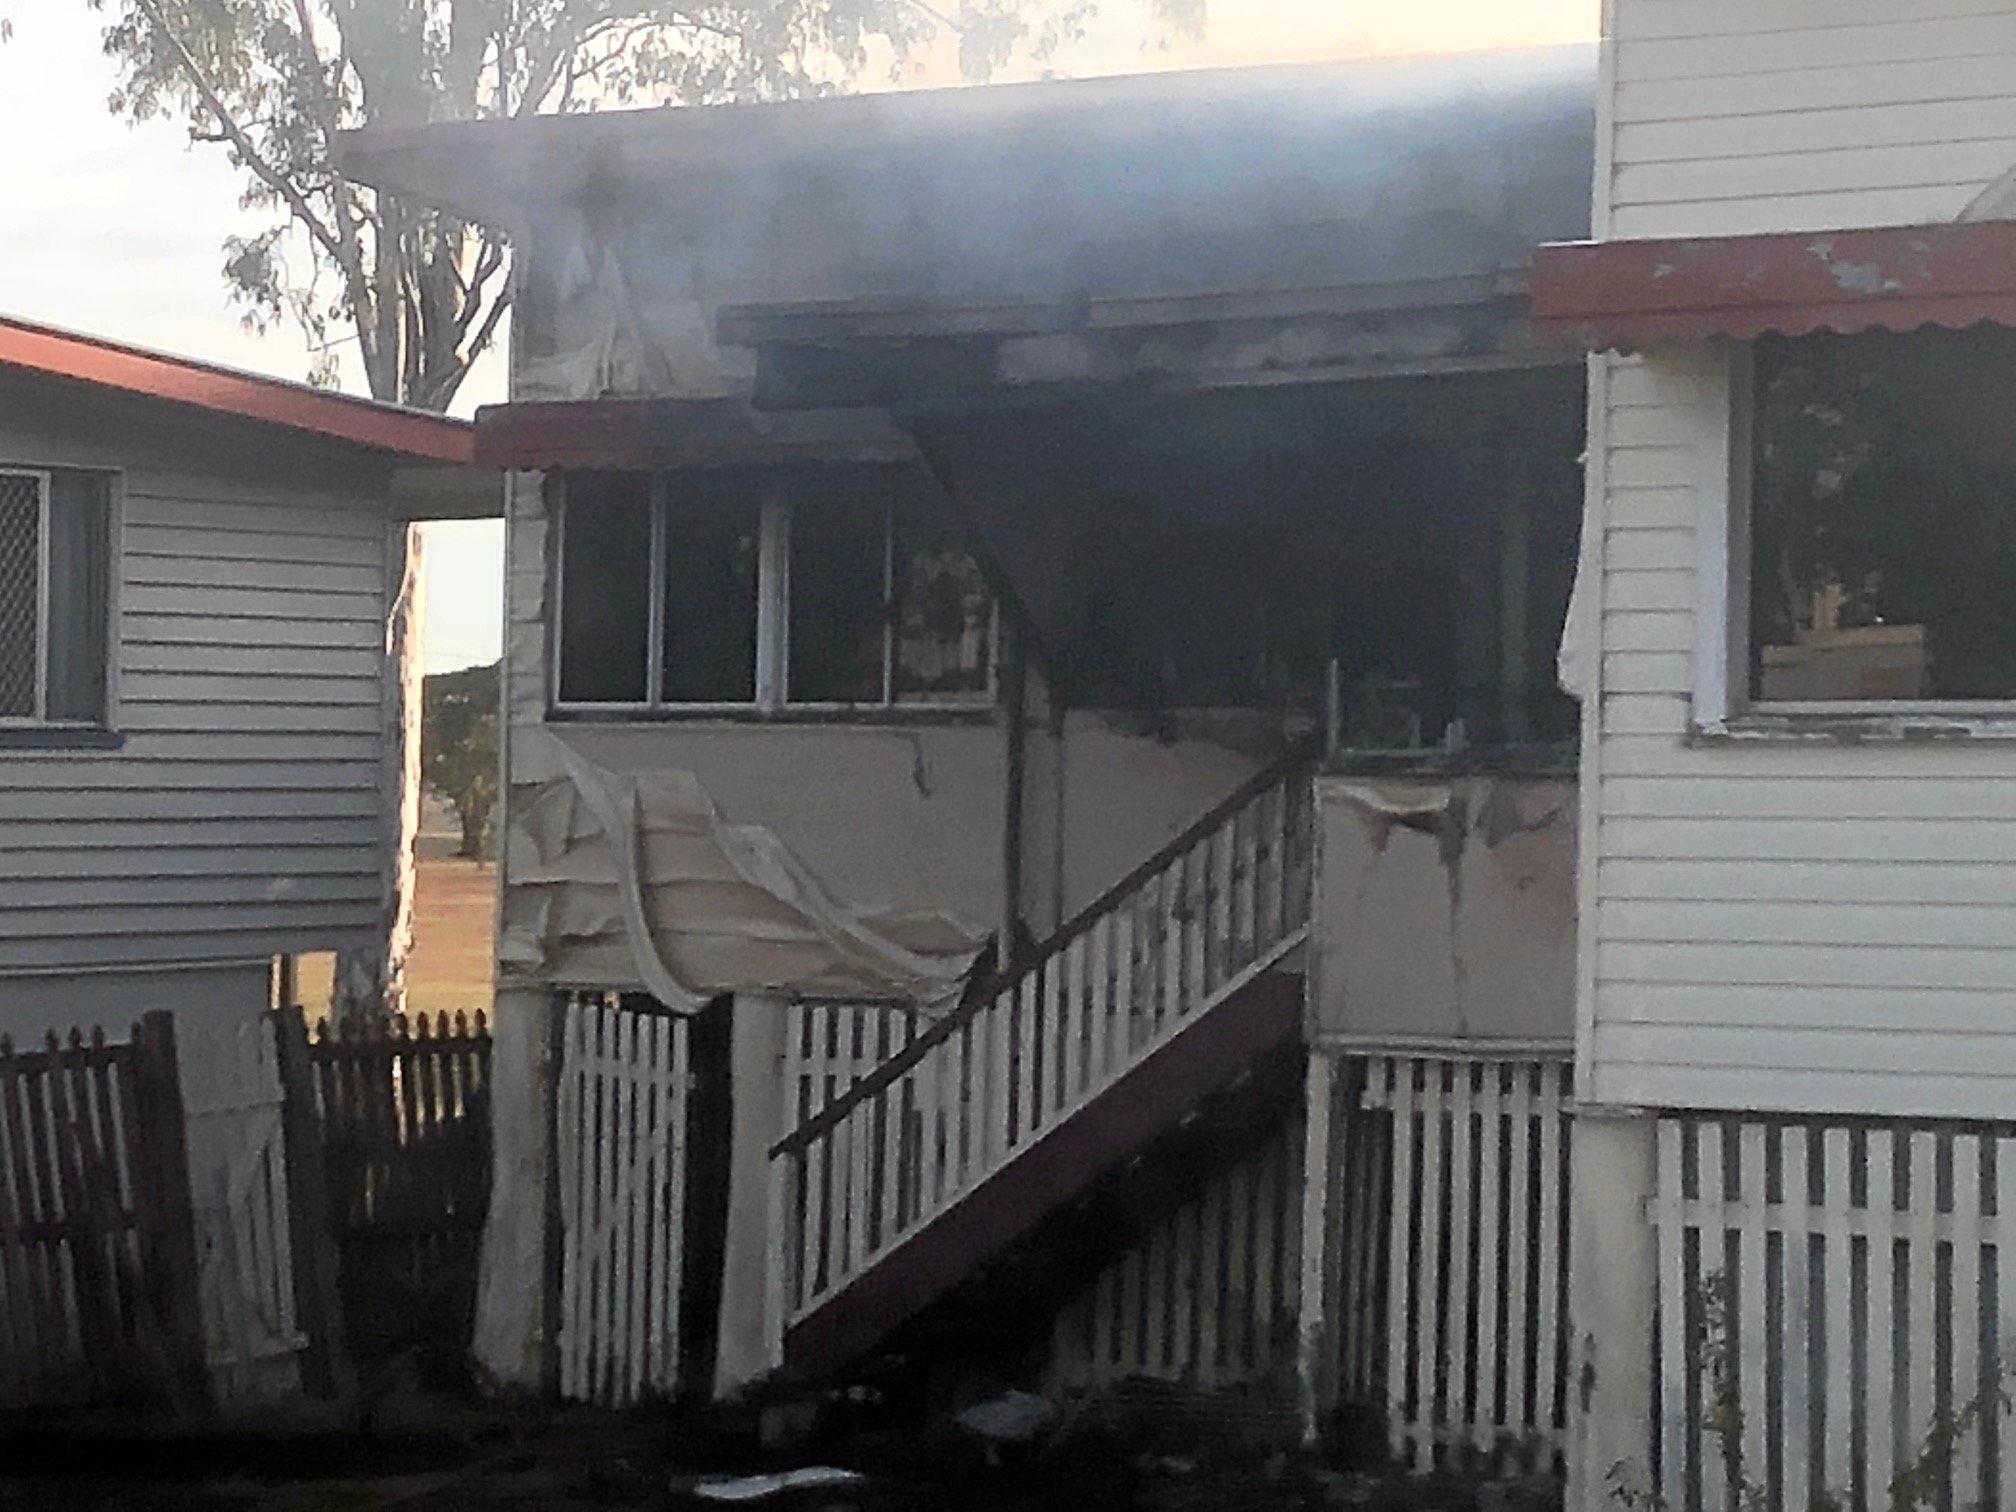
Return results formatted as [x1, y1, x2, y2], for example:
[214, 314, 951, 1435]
[1533, 4, 2016, 1508]
[342, 45, 1592, 1453]
[0, 316, 491, 1400]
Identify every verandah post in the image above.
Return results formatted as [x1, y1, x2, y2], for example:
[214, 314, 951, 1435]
[1566, 1106, 1656, 1511]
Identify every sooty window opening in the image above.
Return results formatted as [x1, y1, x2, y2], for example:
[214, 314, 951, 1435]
[555, 471, 994, 711]
[1748, 326, 2016, 706]
[0, 467, 113, 728]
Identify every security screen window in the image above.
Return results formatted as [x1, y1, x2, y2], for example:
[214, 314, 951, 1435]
[554, 469, 994, 711]
[1749, 326, 2016, 705]
[0, 468, 112, 727]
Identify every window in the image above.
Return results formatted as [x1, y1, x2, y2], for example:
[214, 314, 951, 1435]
[1742, 327, 2016, 709]
[0, 468, 112, 728]
[553, 471, 995, 712]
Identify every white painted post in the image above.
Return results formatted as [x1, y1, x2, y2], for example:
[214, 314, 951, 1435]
[1566, 1108, 1655, 1512]
[715, 995, 789, 1397]
[1654, 1119, 1687, 1511]
[1296, 1050, 1337, 1447]
[469, 984, 564, 1393]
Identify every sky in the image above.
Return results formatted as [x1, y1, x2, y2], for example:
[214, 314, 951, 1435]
[0, 1, 1596, 674]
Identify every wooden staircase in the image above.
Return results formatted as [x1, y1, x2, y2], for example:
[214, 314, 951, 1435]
[765, 753, 1315, 1380]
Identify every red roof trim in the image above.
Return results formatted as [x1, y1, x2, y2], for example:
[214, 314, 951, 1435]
[1531, 221, 2016, 351]
[0, 315, 473, 465]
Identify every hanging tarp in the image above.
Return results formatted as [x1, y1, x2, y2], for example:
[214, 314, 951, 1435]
[499, 743, 986, 1010]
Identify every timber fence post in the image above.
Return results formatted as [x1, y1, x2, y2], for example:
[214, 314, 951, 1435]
[271, 1003, 357, 1404]
[129, 1010, 210, 1414]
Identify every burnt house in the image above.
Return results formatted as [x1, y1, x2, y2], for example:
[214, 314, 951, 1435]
[343, 44, 1593, 1452]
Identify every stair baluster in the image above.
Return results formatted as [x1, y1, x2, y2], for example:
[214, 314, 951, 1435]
[767, 751, 1315, 1360]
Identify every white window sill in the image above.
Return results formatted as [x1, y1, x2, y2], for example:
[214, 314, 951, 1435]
[1691, 711, 2016, 747]
[0, 725, 123, 751]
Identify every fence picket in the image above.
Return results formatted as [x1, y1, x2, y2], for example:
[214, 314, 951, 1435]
[1953, 1133, 1984, 1507]
[1779, 1127, 1812, 1512]
[1382, 1059, 1415, 1458]
[1820, 1127, 1854, 1505]
[1735, 1123, 1768, 1492]
[1999, 1138, 2016, 1512]
[1446, 1062, 1475, 1448]
[1905, 1130, 1938, 1469]
[1867, 1129, 1897, 1503]
[663, 1008, 689, 1395]
[1534, 1062, 1566, 1459]
[1473, 1062, 1503, 1452]
[1414, 1061, 1446, 1469]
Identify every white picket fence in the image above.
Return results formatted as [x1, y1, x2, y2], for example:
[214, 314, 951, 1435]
[180, 1012, 303, 1405]
[1047, 1117, 1304, 1393]
[553, 991, 692, 1406]
[1360, 1054, 1574, 1471]
[1653, 1116, 2016, 1512]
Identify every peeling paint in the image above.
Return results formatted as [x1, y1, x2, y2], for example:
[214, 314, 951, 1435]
[1313, 774, 1575, 1046]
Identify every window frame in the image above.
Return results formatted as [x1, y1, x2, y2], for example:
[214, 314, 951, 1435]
[549, 472, 1000, 719]
[1703, 341, 2016, 739]
[0, 463, 118, 737]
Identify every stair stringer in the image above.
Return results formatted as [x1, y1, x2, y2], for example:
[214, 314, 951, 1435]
[780, 937, 1307, 1380]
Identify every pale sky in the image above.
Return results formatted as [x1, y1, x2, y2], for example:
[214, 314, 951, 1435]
[0, 1, 1596, 674]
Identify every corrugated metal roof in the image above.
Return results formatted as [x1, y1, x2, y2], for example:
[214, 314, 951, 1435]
[1532, 222, 2016, 351]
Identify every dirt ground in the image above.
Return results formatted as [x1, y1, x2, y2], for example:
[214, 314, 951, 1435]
[0, 1395, 1561, 1511]
[298, 852, 496, 1017]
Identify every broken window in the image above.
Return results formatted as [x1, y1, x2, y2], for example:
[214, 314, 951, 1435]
[894, 509, 994, 702]
[554, 470, 994, 711]
[0, 467, 112, 727]
[1748, 326, 2016, 704]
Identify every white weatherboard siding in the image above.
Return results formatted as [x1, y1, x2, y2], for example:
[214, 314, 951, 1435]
[0, 392, 394, 977]
[1585, 0, 2016, 1119]
[1605, 0, 2016, 239]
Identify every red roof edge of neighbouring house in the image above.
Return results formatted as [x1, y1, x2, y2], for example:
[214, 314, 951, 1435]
[1531, 220, 2016, 352]
[0, 313, 475, 465]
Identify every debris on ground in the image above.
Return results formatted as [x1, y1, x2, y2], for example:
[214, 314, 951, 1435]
[955, 1390, 1057, 1446]
[688, 1465, 865, 1502]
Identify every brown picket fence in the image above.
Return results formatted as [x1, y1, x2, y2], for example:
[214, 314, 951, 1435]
[0, 1012, 207, 1410]
[298, 1010, 493, 1380]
